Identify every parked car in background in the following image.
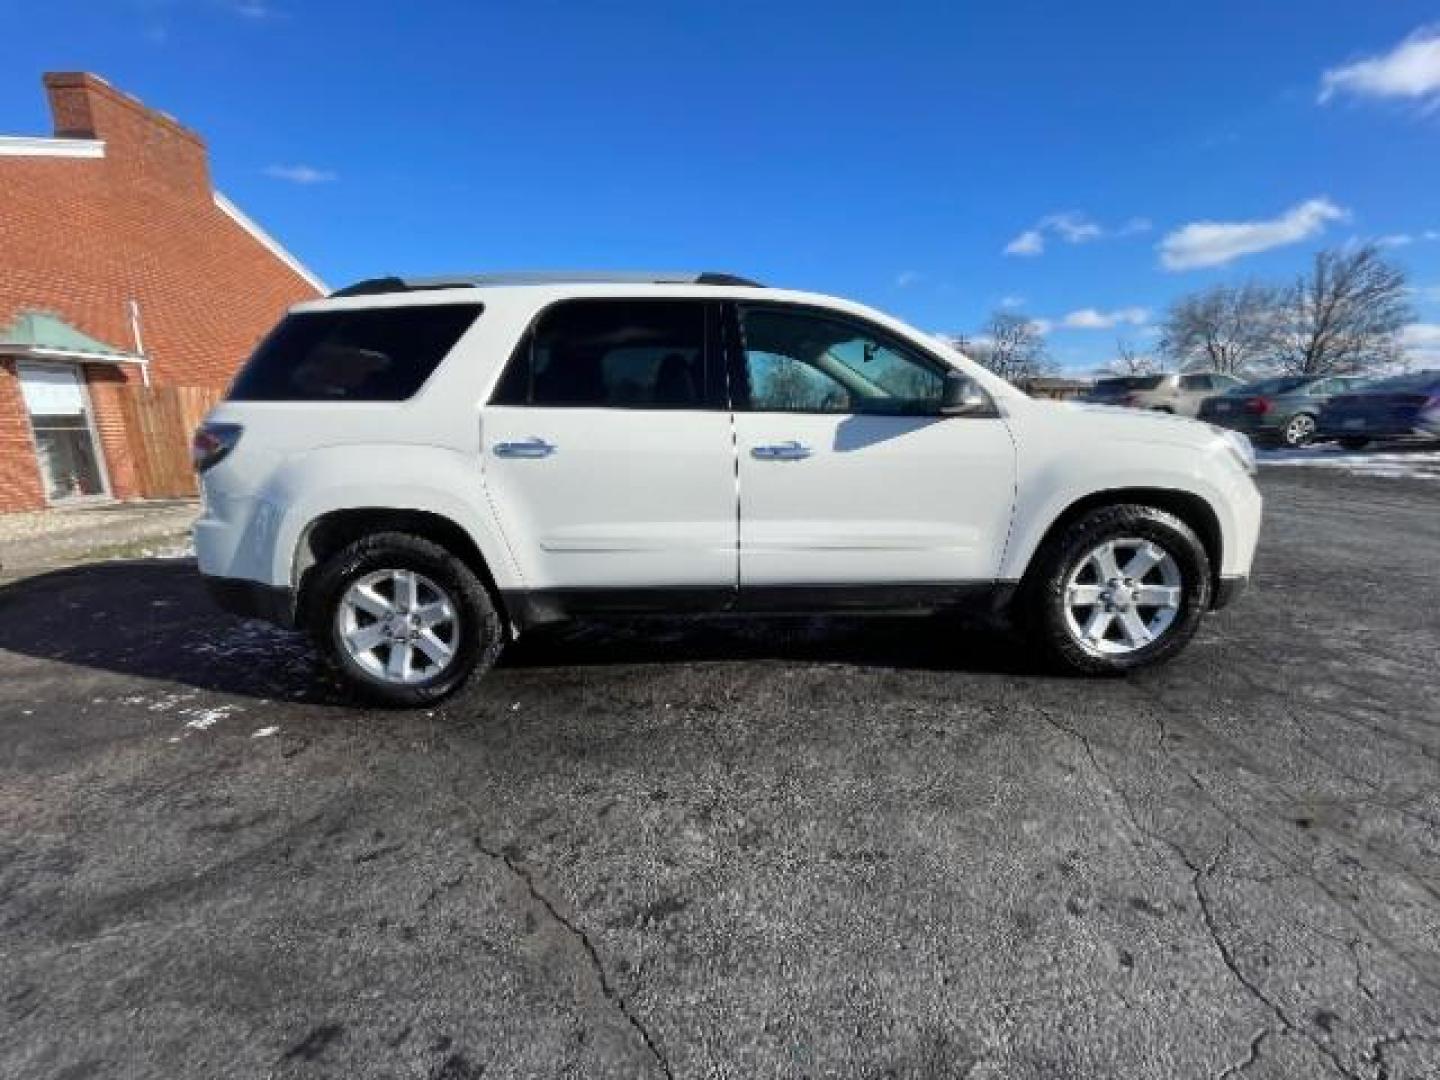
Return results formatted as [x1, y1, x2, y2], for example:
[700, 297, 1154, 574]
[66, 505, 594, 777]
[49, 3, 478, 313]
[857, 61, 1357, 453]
[1316, 370, 1440, 449]
[192, 271, 1262, 704]
[1198, 374, 1372, 447]
[1086, 372, 1247, 416]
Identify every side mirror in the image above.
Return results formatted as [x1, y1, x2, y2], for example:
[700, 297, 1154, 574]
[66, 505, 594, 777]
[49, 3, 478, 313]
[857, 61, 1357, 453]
[939, 371, 988, 415]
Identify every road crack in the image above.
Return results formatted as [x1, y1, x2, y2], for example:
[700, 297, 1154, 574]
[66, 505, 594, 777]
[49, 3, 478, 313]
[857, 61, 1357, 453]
[1217, 1027, 1267, 1079]
[1034, 706, 1362, 1080]
[469, 832, 674, 1080]
[424, 723, 673, 1080]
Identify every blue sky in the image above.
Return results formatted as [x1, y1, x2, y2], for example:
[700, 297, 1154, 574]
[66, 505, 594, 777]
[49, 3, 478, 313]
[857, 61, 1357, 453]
[3, 0, 1439, 370]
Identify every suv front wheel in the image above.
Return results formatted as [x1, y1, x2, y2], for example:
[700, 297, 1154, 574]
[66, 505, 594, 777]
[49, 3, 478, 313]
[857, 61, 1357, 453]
[1025, 504, 1212, 674]
[307, 532, 503, 705]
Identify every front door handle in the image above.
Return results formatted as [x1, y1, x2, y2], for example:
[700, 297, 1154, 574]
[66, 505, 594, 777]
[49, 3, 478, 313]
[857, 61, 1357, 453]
[494, 437, 556, 459]
[751, 440, 812, 461]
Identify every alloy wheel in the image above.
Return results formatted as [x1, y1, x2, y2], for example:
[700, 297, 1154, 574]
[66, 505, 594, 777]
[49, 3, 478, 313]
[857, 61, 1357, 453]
[336, 569, 461, 684]
[1285, 414, 1316, 447]
[1062, 537, 1183, 657]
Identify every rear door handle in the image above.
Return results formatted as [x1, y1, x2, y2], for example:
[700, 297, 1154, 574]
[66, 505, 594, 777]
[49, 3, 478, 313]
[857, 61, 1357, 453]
[751, 440, 812, 461]
[494, 437, 556, 459]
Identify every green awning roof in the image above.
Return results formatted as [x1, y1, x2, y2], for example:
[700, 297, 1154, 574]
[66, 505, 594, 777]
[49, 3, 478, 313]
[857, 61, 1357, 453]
[0, 309, 143, 363]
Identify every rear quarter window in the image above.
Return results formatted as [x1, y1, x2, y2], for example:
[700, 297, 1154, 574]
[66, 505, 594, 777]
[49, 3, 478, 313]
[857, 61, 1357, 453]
[228, 304, 482, 402]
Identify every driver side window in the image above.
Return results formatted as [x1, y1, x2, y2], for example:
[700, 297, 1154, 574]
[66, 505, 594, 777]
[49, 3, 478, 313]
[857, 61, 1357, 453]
[738, 306, 945, 415]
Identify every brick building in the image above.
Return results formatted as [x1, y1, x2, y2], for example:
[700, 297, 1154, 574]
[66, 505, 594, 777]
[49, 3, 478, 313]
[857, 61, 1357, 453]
[0, 72, 323, 512]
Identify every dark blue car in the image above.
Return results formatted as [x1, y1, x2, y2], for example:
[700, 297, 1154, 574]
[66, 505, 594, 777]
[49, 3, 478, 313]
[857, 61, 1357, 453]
[1316, 370, 1440, 448]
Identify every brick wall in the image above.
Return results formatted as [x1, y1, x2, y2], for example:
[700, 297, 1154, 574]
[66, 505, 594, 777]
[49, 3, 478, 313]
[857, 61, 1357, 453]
[0, 72, 322, 511]
[0, 360, 46, 510]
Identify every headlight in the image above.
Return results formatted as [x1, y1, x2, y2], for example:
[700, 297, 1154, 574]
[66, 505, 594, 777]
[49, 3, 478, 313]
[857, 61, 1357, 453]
[1219, 429, 1257, 475]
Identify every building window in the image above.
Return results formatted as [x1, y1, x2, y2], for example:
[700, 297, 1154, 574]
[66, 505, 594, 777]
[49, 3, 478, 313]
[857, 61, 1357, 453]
[18, 362, 108, 501]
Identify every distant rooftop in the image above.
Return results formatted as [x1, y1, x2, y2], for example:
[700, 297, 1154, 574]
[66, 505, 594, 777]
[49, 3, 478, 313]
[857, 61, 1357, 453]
[329, 271, 764, 298]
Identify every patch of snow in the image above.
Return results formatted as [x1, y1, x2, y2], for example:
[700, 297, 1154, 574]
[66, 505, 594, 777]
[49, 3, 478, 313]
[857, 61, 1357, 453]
[1258, 444, 1440, 481]
[182, 704, 241, 731]
[251, 725, 280, 738]
[130, 539, 197, 560]
[148, 691, 200, 713]
[186, 619, 308, 661]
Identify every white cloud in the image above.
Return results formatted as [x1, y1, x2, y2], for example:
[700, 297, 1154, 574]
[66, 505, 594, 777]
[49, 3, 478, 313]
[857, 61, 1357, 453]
[1004, 229, 1045, 256]
[1028, 318, 1054, 335]
[226, 0, 279, 17]
[1412, 284, 1440, 304]
[1320, 25, 1440, 106]
[264, 163, 337, 184]
[894, 270, 922, 288]
[1041, 212, 1102, 244]
[1379, 230, 1440, 248]
[1061, 306, 1150, 330]
[1003, 211, 1146, 257]
[999, 295, 1026, 308]
[1402, 322, 1440, 364]
[1159, 197, 1348, 271]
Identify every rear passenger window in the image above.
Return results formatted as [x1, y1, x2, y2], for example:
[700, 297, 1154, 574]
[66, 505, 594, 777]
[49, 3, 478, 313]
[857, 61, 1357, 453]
[228, 304, 481, 402]
[1180, 375, 1212, 390]
[493, 300, 708, 408]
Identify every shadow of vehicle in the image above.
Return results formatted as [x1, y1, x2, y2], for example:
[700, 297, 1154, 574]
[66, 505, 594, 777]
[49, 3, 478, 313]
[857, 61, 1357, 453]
[0, 560, 1046, 704]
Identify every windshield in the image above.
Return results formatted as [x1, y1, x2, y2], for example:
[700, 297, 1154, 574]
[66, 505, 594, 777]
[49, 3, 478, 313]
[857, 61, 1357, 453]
[1364, 370, 1440, 394]
[1240, 377, 1312, 395]
[1092, 375, 1164, 393]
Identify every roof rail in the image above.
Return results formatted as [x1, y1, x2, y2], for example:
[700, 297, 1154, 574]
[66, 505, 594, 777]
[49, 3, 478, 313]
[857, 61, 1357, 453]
[328, 271, 763, 298]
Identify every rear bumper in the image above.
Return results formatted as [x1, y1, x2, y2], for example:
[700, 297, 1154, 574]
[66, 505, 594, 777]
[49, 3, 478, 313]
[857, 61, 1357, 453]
[203, 575, 298, 629]
[1202, 413, 1284, 435]
[1211, 575, 1248, 611]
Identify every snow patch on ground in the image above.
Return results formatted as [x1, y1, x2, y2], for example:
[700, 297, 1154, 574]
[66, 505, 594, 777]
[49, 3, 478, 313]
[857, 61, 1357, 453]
[186, 619, 309, 662]
[1258, 445, 1440, 481]
[129, 538, 196, 560]
[251, 725, 280, 738]
[182, 704, 242, 731]
[146, 690, 201, 713]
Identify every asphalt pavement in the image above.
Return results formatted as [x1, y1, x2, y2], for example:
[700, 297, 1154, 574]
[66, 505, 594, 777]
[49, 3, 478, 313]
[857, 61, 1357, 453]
[1, 468, 1437, 1079]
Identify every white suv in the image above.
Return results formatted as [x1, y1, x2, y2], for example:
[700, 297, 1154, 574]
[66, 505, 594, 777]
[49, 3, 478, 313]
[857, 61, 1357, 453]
[193, 272, 1262, 705]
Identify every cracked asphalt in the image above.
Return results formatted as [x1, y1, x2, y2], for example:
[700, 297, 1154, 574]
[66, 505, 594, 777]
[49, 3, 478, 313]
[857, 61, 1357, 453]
[1, 468, 1438, 1079]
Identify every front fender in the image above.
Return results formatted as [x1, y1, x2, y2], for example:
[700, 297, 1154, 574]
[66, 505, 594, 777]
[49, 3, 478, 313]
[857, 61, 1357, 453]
[1000, 438, 1261, 582]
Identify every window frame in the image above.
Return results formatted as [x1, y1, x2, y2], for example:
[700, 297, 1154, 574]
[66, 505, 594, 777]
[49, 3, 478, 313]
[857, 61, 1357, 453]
[725, 301, 978, 417]
[488, 297, 726, 410]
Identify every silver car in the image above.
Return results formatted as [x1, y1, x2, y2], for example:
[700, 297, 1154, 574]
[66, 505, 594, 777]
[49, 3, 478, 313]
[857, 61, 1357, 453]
[1086, 373, 1247, 417]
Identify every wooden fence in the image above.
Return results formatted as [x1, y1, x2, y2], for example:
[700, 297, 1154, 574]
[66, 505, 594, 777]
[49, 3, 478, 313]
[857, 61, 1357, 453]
[114, 385, 223, 499]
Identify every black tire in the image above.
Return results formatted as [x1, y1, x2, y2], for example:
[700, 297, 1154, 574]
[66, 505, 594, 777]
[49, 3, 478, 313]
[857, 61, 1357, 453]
[1022, 504, 1212, 676]
[1338, 437, 1369, 451]
[305, 531, 503, 706]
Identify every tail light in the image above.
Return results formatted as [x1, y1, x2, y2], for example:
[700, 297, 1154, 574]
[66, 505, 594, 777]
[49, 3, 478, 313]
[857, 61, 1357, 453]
[1243, 397, 1272, 415]
[192, 422, 243, 472]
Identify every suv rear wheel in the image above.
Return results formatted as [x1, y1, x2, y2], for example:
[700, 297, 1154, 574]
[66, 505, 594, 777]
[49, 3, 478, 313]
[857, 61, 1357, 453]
[307, 531, 503, 705]
[1025, 504, 1212, 675]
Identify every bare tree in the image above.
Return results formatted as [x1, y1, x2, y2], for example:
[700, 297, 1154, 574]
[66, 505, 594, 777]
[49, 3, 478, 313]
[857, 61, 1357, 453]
[1159, 282, 1282, 375]
[1105, 337, 1159, 376]
[1273, 245, 1412, 375]
[956, 311, 1054, 384]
